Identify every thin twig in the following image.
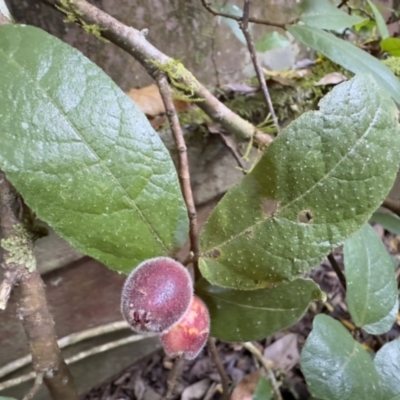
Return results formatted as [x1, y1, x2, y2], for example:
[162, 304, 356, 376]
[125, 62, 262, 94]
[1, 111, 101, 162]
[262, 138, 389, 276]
[45, 0, 273, 148]
[242, 342, 283, 400]
[200, 0, 295, 28]
[0, 333, 155, 391]
[240, 0, 280, 134]
[0, 320, 130, 379]
[207, 337, 230, 400]
[327, 253, 346, 290]
[156, 74, 200, 274]
[382, 198, 400, 218]
[337, 0, 349, 8]
[0, 172, 78, 400]
[163, 356, 185, 400]
[21, 372, 44, 400]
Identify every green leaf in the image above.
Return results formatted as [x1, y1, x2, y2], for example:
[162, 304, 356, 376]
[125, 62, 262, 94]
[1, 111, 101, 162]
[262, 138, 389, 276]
[301, 315, 382, 400]
[354, 18, 376, 32]
[343, 224, 398, 334]
[299, 0, 364, 30]
[254, 376, 273, 400]
[0, 25, 188, 273]
[381, 37, 400, 57]
[370, 210, 400, 235]
[363, 299, 398, 335]
[287, 24, 400, 104]
[367, 0, 390, 39]
[199, 75, 400, 289]
[255, 31, 290, 53]
[0, 397, 18, 400]
[196, 278, 324, 341]
[374, 339, 400, 400]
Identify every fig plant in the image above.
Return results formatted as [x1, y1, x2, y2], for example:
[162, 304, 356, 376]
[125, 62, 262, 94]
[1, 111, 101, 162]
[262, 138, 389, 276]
[121, 257, 193, 333]
[1, 0, 400, 399]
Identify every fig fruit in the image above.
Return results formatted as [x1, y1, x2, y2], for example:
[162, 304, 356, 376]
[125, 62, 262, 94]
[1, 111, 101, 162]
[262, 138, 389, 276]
[160, 295, 210, 360]
[121, 257, 192, 333]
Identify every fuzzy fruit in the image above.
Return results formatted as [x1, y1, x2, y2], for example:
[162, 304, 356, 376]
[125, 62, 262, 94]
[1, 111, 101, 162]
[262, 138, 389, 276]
[160, 295, 210, 360]
[121, 257, 193, 333]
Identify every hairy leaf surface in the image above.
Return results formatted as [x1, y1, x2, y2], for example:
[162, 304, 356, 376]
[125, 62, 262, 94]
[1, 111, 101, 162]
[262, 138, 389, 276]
[0, 25, 188, 273]
[374, 340, 400, 400]
[196, 278, 324, 341]
[301, 315, 382, 400]
[344, 224, 398, 334]
[362, 299, 399, 335]
[200, 75, 400, 289]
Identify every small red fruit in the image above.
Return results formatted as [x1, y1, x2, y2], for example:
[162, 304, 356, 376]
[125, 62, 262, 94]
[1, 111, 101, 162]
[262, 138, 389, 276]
[121, 257, 193, 333]
[160, 295, 210, 360]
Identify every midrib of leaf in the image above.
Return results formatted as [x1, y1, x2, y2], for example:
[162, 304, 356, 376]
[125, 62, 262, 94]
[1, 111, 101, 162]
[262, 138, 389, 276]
[357, 232, 372, 325]
[203, 90, 381, 253]
[0, 48, 169, 253]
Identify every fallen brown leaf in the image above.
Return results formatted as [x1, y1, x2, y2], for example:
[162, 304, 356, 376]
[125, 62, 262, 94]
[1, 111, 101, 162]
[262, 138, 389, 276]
[231, 370, 260, 400]
[181, 378, 210, 400]
[127, 84, 165, 117]
[126, 84, 191, 117]
[314, 72, 347, 86]
[263, 333, 299, 372]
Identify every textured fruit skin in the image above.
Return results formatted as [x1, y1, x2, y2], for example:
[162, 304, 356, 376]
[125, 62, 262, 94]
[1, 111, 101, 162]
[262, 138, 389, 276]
[160, 295, 210, 360]
[121, 257, 193, 333]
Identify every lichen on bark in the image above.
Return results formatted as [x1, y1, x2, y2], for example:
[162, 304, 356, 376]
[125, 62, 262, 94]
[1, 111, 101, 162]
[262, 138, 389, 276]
[1, 223, 36, 272]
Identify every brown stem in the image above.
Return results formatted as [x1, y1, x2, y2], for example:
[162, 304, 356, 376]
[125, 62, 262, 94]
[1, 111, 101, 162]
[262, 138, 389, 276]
[200, 0, 296, 28]
[240, 0, 280, 134]
[382, 198, 400, 218]
[0, 173, 78, 400]
[327, 253, 346, 290]
[163, 356, 184, 400]
[156, 75, 200, 276]
[44, 0, 272, 148]
[207, 337, 230, 400]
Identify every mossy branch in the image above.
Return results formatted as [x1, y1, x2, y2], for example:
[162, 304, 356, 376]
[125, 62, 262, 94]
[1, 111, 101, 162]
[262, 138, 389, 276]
[45, 0, 272, 147]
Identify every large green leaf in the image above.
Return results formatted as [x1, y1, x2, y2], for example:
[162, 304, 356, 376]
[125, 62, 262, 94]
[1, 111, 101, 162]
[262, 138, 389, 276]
[343, 224, 398, 334]
[0, 25, 188, 273]
[287, 24, 400, 104]
[374, 339, 400, 400]
[301, 315, 382, 400]
[199, 75, 400, 289]
[370, 210, 400, 236]
[299, 0, 364, 31]
[196, 278, 324, 341]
